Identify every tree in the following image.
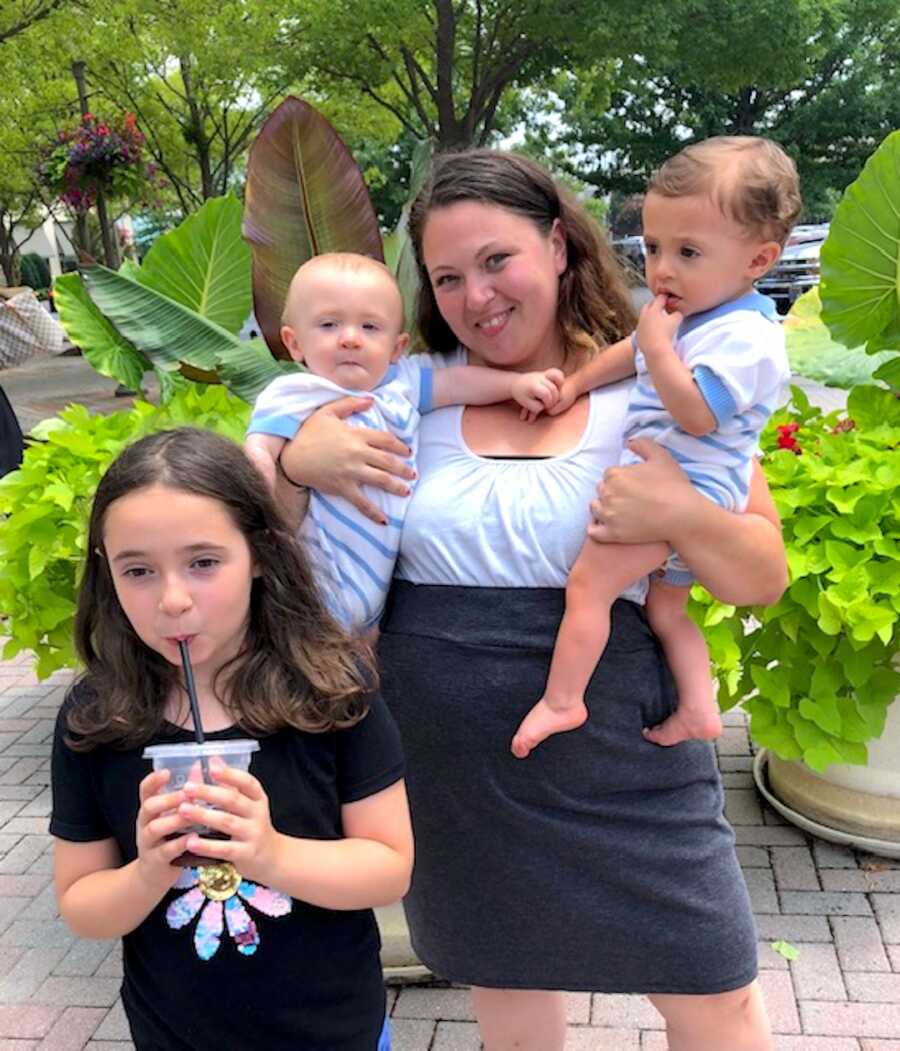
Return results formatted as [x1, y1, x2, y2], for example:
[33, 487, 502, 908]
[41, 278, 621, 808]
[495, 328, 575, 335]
[287, 0, 664, 152]
[79, 0, 294, 213]
[0, 24, 75, 282]
[540, 0, 900, 218]
[0, 0, 72, 44]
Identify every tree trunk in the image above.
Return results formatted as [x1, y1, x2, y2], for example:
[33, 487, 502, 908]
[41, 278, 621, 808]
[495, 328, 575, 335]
[73, 214, 91, 259]
[180, 57, 214, 199]
[0, 218, 20, 287]
[95, 188, 119, 269]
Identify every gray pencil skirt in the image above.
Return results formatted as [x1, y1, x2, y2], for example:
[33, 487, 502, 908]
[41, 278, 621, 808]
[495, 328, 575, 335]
[378, 581, 758, 994]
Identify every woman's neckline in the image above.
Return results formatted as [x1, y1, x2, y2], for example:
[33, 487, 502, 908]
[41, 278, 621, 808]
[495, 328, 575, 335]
[452, 346, 595, 462]
[455, 395, 596, 464]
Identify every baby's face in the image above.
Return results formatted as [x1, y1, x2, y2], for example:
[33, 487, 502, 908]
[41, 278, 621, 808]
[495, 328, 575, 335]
[642, 191, 778, 318]
[281, 264, 408, 391]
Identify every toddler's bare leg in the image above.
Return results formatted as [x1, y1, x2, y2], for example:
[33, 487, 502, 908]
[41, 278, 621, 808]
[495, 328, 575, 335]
[642, 578, 722, 746]
[511, 537, 668, 758]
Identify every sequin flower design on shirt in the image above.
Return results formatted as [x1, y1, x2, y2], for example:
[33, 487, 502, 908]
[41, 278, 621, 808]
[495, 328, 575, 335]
[166, 862, 292, 960]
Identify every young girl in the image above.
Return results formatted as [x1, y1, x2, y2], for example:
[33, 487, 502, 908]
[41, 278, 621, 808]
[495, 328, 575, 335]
[50, 427, 412, 1051]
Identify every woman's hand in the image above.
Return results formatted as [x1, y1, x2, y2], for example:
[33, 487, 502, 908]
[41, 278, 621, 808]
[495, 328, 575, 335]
[278, 396, 416, 525]
[135, 770, 191, 890]
[588, 438, 687, 545]
[590, 438, 787, 605]
[180, 760, 281, 886]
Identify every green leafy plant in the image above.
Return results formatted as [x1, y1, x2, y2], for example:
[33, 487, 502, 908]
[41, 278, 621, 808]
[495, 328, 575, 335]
[696, 384, 900, 773]
[0, 385, 250, 678]
[53, 193, 294, 405]
[819, 128, 900, 391]
[783, 288, 895, 390]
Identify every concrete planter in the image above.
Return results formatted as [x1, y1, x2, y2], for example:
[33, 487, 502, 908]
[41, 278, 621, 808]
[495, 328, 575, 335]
[376, 902, 431, 983]
[755, 698, 900, 858]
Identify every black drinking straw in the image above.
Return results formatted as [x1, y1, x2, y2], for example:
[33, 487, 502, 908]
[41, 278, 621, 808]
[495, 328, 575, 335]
[178, 640, 211, 783]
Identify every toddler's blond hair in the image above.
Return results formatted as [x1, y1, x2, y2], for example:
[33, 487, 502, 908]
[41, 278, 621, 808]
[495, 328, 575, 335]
[281, 253, 401, 325]
[648, 136, 802, 246]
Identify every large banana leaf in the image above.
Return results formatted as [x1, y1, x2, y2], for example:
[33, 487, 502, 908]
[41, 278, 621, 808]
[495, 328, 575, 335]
[53, 272, 150, 391]
[138, 194, 252, 335]
[80, 265, 289, 401]
[216, 338, 299, 404]
[242, 96, 384, 360]
[783, 287, 896, 389]
[820, 130, 900, 359]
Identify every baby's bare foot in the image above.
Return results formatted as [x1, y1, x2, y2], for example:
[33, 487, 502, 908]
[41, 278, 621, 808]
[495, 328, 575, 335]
[511, 698, 588, 759]
[642, 705, 722, 747]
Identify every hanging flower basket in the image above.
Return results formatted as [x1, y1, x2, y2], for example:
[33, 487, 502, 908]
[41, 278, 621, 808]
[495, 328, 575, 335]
[39, 112, 156, 213]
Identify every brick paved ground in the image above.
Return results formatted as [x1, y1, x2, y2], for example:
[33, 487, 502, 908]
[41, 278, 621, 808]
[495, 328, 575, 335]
[0, 653, 897, 1049]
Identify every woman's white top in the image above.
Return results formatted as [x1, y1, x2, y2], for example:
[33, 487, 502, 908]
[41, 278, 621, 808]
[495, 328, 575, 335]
[396, 351, 647, 603]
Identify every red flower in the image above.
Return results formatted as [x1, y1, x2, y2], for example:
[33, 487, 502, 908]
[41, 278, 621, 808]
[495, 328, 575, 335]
[776, 422, 802, 455]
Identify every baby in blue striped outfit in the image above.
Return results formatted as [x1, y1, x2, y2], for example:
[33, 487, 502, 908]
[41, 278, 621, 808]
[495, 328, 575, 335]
[245, 252, 564, 631]
[512, 136, 798, 759]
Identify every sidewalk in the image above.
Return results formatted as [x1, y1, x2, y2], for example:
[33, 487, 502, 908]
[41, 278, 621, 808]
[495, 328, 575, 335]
[0, 658, 898, 1050]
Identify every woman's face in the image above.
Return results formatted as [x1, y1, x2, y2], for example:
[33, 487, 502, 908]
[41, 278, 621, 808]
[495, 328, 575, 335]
[421, 201, 567, 372]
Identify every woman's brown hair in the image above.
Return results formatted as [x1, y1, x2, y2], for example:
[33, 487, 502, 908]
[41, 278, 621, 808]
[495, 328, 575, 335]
[68, 427, 373, 750]
[408, 149, 637, 364]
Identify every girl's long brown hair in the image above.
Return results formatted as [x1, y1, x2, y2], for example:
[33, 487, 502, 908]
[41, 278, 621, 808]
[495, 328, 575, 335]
[408, 149, 637, 365]
[69, 428, 373, 750]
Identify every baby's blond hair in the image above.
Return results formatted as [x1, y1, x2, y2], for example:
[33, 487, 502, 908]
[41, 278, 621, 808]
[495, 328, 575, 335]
[281, 253, 401, 325]
[648, 136, 801, 246]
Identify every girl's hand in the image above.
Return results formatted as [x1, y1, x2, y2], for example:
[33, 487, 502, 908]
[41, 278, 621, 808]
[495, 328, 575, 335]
[278, 396, 415, 525]
[179, 760, 281, 885]
[588, 438, 689, 545]
[636, 295, 682, 359]
[515, 368, 565, 422]
[135, 770, 191, 890]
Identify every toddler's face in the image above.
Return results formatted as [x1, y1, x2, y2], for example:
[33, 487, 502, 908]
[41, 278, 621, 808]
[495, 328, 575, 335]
[281, 264, 408, 391]
[641, 191, 779, 318]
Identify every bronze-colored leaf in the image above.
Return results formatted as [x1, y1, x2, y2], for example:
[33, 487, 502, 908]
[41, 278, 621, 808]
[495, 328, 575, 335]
[243, 97, 384, 359]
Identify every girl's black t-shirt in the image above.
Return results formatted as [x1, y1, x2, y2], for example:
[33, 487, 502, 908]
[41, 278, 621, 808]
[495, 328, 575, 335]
[50, 683, 404, 1051]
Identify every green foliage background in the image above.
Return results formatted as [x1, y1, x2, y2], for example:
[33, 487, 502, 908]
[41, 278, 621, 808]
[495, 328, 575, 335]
[0, 386, 250, 678]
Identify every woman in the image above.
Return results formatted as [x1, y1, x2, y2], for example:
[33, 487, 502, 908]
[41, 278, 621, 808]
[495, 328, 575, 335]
[279, 150, 784, 1051]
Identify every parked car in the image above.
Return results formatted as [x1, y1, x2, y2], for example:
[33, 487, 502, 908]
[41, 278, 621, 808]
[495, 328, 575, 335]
[757, 223, 829, 315]
[612, 235, 645, 284]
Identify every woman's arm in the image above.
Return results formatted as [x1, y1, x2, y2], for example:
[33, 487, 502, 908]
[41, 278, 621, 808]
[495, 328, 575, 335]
[276, 395, 415, 526]
[588, 438, 786, 606]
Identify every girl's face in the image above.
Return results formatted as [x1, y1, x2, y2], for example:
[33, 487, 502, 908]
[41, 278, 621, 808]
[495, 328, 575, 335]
[421, 201, 568, 372]
[102, 484, 258, 689]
